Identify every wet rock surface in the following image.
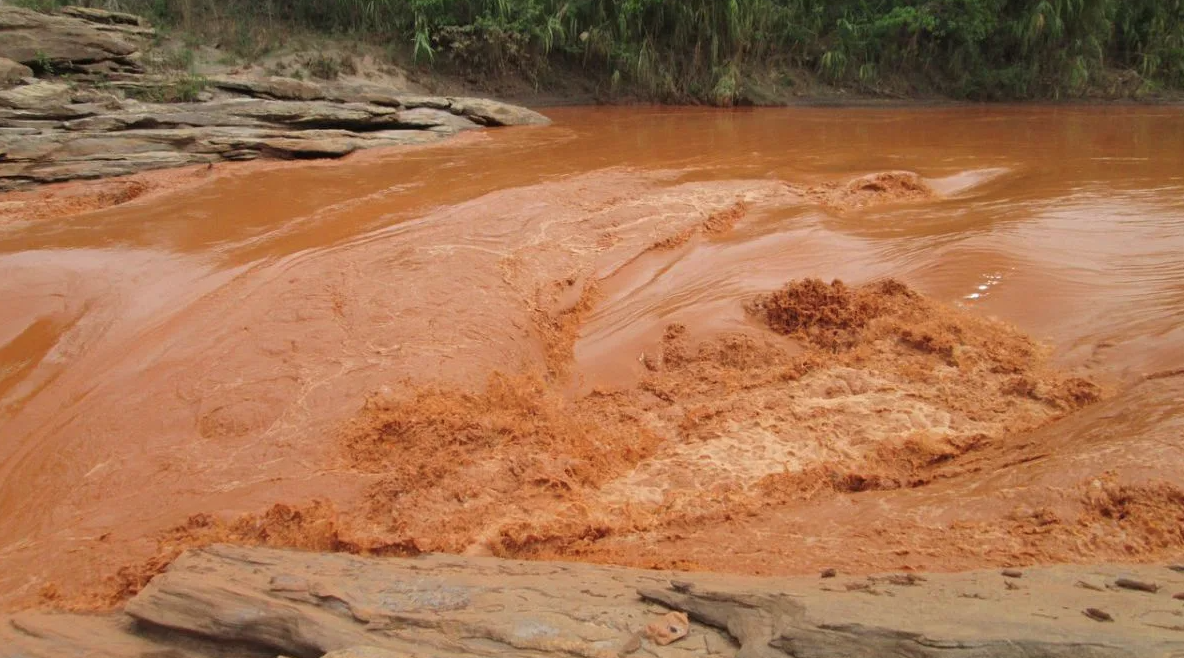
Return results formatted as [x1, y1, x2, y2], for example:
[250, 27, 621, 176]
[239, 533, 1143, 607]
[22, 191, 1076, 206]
[3, 545, 1182, 658]
[0, 7, 549, 191]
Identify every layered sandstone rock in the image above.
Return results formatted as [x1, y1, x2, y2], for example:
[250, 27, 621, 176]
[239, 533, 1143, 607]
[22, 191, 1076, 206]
[0, 6, 549, 191]
[3, 545, 1181, 658]
[0, 6, 149, 75]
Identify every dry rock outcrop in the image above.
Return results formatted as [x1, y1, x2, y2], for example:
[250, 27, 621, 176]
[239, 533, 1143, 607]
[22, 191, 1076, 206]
[0, 6, 550, 191]
[3, 545, 1182, 658]
[0, 5, 149, 75]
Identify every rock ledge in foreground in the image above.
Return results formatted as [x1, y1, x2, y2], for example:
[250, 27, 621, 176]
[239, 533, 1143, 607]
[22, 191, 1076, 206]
[4, 544, 1183, 658]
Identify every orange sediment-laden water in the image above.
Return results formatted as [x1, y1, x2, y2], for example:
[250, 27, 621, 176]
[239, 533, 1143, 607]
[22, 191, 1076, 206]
[2, 106, 1184, 609]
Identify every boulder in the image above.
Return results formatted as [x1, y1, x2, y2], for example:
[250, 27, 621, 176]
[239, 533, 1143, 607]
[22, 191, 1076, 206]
[321, 648, 405, 658]
[323, 81, 408, 106]
[59, 6, 148, 27]
[0, 57, 33, 87]
[395, 107, 481, 132]
[260, 137, 360, 159]
[208, 76, 325, 102]
[222, 100, 403, 130]
[447, 96, 551, 126]
[7, 152, 207, 186]
[68, 88, 125, 107]
[0, 611, 216, 658]
[389, 94, 453, 110]
[208, 77, 552, 128]
[210, 76, 408, 108]
[0, 81, 72, 110]
[0, 6, 147, 73]
[0, 102, 103, 124]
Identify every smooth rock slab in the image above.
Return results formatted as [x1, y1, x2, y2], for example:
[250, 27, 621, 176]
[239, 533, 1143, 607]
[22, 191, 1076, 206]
[321, 648, 405, 658]
[0, 126, 448, 188]
[207, 75, 552, 127]
[14, 152, 208, 184]
[1, 545, 1183, 657]
[0, 81, 72, 110]
[395, 107, 481, 131]
[0, 6, 147, 72]
[0, 90, 523, 190]
[0, 611, 245, 658]
[123, 546, 1184, 658]
[210, 76, 326, 102]
[59, 6, 148, 27]
[0, 58, 32, 87]
[446, 96, 552, 126]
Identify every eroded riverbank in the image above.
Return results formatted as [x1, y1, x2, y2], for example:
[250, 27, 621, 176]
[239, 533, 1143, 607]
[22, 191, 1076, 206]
[1, 106, 1183, 610]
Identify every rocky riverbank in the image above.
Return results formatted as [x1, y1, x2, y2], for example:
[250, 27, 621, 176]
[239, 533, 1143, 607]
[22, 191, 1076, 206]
[5, 545, 1183, 658]
[0, 5, 548, 192]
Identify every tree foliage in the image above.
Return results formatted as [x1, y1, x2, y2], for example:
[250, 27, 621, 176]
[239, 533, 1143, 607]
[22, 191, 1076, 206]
[21, 0, 1184, 100]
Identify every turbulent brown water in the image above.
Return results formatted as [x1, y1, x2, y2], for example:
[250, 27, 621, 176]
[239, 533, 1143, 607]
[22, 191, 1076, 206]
[2, 106, 1183, 608]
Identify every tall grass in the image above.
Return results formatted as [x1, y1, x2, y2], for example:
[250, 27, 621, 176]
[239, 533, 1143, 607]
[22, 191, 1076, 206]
[15, 0, 1184, 101]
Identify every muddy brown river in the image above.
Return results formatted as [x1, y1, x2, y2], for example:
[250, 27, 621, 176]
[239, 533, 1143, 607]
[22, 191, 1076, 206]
[1, 106, 1183, 608]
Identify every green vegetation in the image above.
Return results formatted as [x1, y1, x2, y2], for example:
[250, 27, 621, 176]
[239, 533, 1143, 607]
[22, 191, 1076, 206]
[155, 44, 197, 73]
[33, 50, 56, 76]
[302, 52, 359, 80]
[15, 0, 1184, 101]
[124, 74, 210, 102]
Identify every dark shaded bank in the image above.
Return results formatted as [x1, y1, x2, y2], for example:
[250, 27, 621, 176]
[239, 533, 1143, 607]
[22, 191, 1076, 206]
[12, 0, 1184, 104]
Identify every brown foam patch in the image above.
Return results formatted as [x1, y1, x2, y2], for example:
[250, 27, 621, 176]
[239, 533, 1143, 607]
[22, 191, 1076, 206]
[342, 278, 1106, 561]
[597, 471, 1184, 577]
[74, 278, 1134, 608]
[44, 500, 413, 610]
[487, 280, 1114, 563]
[0, 168, 213, 225]
[647, 200, 749, 251]
[343, 373, 662, 556]
[532, 282, 602, 376]
[823, 473, 1184, 568]
[4, 172, 810, 612]
[807, 171, 937, 212]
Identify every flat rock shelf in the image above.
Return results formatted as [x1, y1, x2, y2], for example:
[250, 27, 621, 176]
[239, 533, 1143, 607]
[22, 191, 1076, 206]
[0, 5, 549, 192]
[3, 545, 1182, 658]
